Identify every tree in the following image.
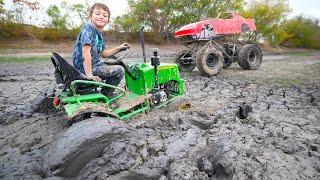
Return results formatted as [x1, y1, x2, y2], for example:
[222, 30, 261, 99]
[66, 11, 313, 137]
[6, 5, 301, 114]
[46, 0, 91, 29]
[115, 0, 245, 42]
[12, 0, 40, 11]
[0, 0, 4, 12]
[240, 0, 290, 45]
[70, 4, 88, 25]
[0, 0, 5, 21]
[0, 0, 40, 23]
[280, 16, 320, 49]
[46, 5, 67, 29]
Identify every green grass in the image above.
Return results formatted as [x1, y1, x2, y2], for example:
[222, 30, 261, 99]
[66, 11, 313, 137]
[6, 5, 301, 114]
[0, 55, 51, 63]
[311, 62, 320, 69]
[272, 78, 302, 86]
[287, 50, 318, 57]
[0, 54, 71, 64]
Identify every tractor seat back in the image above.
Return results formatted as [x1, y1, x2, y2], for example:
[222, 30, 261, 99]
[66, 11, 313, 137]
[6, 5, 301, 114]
[51, 52, 96, 93]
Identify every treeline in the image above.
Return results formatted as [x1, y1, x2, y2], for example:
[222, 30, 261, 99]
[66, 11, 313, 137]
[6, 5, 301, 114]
[0, 0, 320, 49]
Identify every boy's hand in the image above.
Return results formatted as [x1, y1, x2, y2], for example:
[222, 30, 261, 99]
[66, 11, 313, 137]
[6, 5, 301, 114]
[118, 43, 130, 51]
[88, 75, 102, 82]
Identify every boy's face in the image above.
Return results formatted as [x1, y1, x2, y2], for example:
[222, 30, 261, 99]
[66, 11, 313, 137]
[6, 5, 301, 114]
[90, 8, 109, 29]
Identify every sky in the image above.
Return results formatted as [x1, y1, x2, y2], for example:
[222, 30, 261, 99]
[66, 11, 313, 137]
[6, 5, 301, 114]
[3, 0, 320, 26]
[289, 0, 320, 19]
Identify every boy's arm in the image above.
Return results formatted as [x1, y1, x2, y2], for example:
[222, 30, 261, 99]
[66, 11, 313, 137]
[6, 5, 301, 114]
[82, 45, 102, 81]
[101, 43, 129, 58]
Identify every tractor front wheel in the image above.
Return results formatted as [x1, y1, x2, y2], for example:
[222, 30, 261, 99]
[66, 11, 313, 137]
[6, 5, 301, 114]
[196, 47, 224, 76]
[175, 50, 196, 72]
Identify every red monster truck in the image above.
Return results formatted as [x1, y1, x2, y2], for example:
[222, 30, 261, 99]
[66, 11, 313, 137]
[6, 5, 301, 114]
[175, 12, 262, 76]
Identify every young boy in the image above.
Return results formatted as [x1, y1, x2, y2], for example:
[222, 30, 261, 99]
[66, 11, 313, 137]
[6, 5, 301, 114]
[72, 3, 128, 94]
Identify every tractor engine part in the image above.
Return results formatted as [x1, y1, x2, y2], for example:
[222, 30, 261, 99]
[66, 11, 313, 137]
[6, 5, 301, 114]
[151, 88, 167, 105]
[125, 52, 184, 97]
[150, 48, 168, 105]
[151, 48, 160, 89]
[140, 26, 147, 63]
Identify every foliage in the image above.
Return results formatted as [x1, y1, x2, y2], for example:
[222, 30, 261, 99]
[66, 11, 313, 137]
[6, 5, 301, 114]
[0, 21, 26, 38]
[0, 0, 4, 21]
[0, 0, 4, 13]
[12, 0, 40, 11]
[46, 5, 67, 29]
[0, 0, 89, 41]
[0, 21, 80, 41]
[240, 0, 290, 45]
[30, 26, 80, 41]
[280, 16, 320, 49]
[46, 1, 90, 29]
[70, 4, 88, 25]
[9, 0, 40, 23]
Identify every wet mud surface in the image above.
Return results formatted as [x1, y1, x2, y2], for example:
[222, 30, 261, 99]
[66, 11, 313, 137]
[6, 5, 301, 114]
[0, 51, 320, 179]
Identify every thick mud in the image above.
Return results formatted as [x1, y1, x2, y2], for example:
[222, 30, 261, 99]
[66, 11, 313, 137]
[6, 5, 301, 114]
[0, 50, 320, 179]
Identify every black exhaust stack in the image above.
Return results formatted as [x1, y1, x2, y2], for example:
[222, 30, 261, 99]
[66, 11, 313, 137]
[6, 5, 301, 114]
[140, 26, 147, 63]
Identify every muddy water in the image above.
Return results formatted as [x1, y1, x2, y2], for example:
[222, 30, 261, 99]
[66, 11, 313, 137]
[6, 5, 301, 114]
[0, 53, 320, 179]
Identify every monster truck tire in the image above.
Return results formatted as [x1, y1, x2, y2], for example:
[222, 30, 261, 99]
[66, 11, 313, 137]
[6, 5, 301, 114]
[44, 117, 133, 177]
[238, 44, 262, 70]
[175, 49, 196, 72]
[219, 44, 232, 68]
[168, 96, 192, 112]
[223, 58, 232, 68]
[196, 46, 223, 76]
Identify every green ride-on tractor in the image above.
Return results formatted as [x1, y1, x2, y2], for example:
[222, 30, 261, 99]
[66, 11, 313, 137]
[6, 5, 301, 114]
[45, 29, 190, 177]
[51, 48, 185, 126]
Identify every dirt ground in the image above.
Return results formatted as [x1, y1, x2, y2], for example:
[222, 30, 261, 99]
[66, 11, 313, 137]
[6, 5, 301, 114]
[0, 42, 320, 179]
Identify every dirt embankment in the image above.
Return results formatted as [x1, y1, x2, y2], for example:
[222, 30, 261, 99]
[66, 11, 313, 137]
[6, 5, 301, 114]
[0, 47, 319, 179]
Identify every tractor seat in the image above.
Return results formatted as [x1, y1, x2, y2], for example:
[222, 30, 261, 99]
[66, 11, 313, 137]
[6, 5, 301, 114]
[51, 52, 97, 94]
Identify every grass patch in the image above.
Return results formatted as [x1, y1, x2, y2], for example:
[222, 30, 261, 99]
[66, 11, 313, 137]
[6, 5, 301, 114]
[272, 78, 302, 86]
[287, 50, 318, 57]
[0, 55, 51, 63]
[311, 62, 320, 69]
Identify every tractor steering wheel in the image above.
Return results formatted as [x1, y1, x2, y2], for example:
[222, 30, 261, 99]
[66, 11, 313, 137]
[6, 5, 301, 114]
[103, 47, 139, 80]
[105, 48, 130, 65]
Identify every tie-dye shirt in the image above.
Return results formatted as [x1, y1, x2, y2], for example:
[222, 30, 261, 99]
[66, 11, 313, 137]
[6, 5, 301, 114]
[72, 22, 105, 74]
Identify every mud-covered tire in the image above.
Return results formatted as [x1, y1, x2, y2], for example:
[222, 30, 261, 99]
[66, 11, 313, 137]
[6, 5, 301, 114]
[168, 96, 192, 112]
[223, 58, 232, 68]
[238, 44, 262, 70]
[196, 46, 223, 76]
[175, 50, 196, 72]
[44, 117, 133, 177]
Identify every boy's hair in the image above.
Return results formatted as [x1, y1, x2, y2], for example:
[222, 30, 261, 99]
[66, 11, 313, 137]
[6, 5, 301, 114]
[89, 3, 110, 20]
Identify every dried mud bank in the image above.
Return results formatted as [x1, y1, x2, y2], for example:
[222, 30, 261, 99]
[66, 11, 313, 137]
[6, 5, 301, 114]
[0, 52, 320, 179]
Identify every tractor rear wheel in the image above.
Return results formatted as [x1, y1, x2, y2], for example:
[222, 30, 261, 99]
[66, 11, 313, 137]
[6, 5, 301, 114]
[196, 46, 223, 76]
[175, 50, 196, 72]
[238, 44, 262, 70]
[44, 117, 134, 177]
